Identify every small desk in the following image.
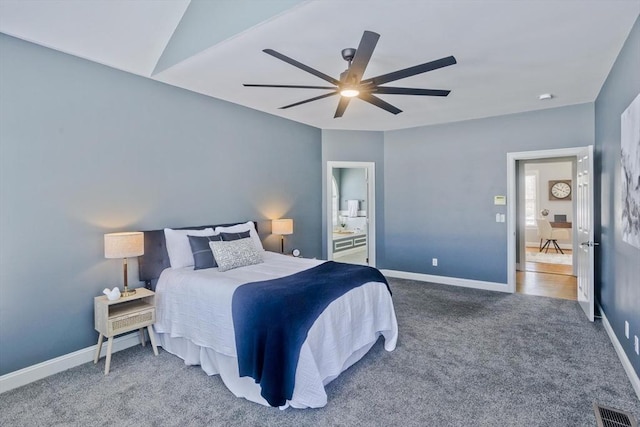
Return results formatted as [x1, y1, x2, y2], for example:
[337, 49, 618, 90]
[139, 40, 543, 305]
[550, 222, 572, 228]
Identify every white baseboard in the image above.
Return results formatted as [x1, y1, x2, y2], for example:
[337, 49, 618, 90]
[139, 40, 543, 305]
[380, 269, 510, 293]
[599, 306, 640, 401]
[0, 332, 141, 394]
[2, 295, 636, 408]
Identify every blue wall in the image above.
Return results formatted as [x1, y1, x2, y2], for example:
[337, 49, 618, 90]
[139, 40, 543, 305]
[0, 34, 322, 375]
[383, 104, 594, 283]
[2, 17, 637, 380]
[595, 16, 640, 377]
[322, 105, 593, 284]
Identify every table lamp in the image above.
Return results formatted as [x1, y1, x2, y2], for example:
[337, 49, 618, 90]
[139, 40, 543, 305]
[104, 231, 144, 297]
[272, 219, 293, 254]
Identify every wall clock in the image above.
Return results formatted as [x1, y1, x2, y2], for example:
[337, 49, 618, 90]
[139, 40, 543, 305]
[549, 180, 572, 200]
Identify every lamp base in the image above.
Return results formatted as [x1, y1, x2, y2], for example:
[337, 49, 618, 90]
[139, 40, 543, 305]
[121, 288, 136, 297]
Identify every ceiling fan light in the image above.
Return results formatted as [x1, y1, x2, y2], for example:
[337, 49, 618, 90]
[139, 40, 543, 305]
[340, 88, 360, 98]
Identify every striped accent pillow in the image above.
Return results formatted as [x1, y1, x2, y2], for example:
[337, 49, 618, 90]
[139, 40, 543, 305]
[188, 234, 223, 270]
[220, 231, 251, 241]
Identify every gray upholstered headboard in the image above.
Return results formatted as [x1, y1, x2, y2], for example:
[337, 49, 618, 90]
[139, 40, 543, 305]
[138, 222, 257, 289]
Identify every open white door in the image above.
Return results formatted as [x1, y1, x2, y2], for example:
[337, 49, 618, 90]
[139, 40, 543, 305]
[576, 145, 596, 321]
[507, 146, 597, 308]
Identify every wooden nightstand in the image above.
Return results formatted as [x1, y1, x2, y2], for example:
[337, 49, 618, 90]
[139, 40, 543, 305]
[93, 287, 158, 374]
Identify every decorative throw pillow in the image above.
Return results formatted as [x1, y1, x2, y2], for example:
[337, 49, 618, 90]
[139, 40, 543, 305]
[209, 238, 264, 272]
[164, 228, 215, 269]
[214, 221, 264, 252]
[220, 231, 250, 241]
[188, 234, 223, 270]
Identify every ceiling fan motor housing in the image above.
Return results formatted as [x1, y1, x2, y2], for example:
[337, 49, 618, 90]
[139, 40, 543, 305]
[341, 48, 357, 63]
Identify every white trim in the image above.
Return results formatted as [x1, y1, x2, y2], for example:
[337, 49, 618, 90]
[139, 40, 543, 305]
[600, 307, 640, 401]
[5, 299, 636, 405]
[380, 269, 509, 293]
[507, 146, 587, 295]
[0, 332, 141, 394]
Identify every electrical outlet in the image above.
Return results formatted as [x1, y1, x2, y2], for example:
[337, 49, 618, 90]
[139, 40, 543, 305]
[432, 258, 438, 267]
[635, 336, 639, 355]
[625, 321, 630, 338]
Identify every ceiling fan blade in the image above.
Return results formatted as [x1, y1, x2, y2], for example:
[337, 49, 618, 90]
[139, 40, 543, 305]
[263, 49, 340, 86]
[344, 31, 380, 84]
[280, 91, 339, 109]
[374, 87, 451, 96]
[244, 84, 336, 90]
[358, 93, 402, 115]
[334, 97, 351, 118]
[362, 55, 457, 86]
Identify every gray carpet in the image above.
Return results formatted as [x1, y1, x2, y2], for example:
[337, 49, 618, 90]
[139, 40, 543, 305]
[1, 278, 638, 426]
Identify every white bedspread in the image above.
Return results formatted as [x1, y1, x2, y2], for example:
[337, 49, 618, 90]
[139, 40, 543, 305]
[153, 252, 398, 409]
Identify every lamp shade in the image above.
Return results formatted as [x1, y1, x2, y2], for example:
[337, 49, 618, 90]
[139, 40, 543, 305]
[272, 219, 293, 235]
[104, 232, 144, 259]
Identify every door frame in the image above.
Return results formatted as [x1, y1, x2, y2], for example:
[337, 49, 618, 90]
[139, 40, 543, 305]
[326, 161, 376, 266]
[507, 146, 589, 293]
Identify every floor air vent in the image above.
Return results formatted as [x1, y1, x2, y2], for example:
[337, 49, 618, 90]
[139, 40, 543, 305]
[594, 403, 638, 427]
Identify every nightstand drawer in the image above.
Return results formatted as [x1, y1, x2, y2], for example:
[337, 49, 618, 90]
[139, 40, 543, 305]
[108, 307, 155, 335]
[94, 290, 156, 337]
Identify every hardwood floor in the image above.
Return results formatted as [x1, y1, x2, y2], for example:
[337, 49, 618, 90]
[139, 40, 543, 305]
[523, 259, 573, 275]
[516, 247, 577, 301]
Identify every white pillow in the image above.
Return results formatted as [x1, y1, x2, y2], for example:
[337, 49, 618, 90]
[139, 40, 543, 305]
[214, 221, 264, 252]
[209, 238, 263, 272]
[164, 228, 215, 269]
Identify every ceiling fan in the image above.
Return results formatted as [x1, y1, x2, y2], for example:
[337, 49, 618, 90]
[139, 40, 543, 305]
[244, 30, 456, 118]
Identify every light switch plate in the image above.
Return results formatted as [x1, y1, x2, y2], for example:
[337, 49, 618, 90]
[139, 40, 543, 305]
[625, 321, 629, 338]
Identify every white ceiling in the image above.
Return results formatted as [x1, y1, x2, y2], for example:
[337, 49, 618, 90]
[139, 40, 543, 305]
[1, 0, 638, 131]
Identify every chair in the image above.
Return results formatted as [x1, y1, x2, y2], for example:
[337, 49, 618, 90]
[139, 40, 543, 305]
[536, 218, 570, 254]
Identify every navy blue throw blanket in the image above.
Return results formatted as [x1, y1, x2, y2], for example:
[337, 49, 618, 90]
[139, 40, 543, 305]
[231, 261, 391, 407]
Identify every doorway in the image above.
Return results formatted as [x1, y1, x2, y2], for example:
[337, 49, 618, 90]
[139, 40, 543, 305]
[517, 159, 577, 300]
[507, 146, 595, 321]
[521, 160, 575, 269]
[326, 161, 375, 266]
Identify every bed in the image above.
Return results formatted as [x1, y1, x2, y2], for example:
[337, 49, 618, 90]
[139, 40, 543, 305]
[138, 221, 398, 409]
